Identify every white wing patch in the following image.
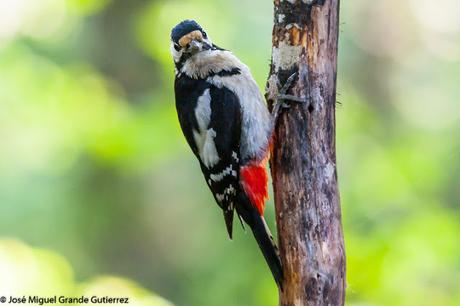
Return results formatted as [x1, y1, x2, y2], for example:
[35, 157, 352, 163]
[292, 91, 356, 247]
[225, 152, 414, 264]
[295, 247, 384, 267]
[200, 129, 219, 167]
[193, 89, 220, 168]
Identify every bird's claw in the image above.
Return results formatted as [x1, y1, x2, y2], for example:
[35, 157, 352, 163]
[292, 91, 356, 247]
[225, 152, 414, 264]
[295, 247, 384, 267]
[271, 72, 310, 122]
[274, 73, 309, 110]
[279, 72, 298, 96]
[277, 94, 308, 105]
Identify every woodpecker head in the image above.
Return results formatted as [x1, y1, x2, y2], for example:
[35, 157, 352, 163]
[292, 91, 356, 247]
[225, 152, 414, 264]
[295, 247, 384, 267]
[170, 20, 213, 64]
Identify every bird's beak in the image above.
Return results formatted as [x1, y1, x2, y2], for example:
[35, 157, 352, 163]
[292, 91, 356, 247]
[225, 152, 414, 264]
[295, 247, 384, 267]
[187, 40, 202, 54]
[202, 42, 211, 50]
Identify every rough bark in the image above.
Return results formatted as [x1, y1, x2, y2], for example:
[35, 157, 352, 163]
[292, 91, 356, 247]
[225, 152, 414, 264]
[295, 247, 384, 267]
[265, 1, 345, 305]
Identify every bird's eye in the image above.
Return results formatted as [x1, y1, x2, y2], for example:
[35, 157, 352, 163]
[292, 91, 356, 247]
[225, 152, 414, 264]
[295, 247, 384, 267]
[174, 43, 181, 51]
[202, 31, 207, 38]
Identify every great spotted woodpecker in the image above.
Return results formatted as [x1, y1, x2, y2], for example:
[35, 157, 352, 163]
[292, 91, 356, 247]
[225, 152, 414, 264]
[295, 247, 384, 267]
[171, 20, 285, 287]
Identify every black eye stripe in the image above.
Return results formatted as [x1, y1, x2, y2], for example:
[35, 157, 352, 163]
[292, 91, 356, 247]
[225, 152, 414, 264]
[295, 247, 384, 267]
[202, 31, 207, 38]
[174, 43, 181, 51]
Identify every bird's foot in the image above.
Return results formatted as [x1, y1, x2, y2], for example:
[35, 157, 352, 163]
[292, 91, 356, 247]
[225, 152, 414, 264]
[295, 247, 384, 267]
[272, 73, 309, 119]
[278, 72, 298, 96]
[277, 94, 308, 108]
[277, 72, 309, 105]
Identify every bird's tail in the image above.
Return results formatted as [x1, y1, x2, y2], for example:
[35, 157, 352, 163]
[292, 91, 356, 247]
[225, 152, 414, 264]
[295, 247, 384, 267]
[236, 201, 283, 289]
[251, 214, 283, 289]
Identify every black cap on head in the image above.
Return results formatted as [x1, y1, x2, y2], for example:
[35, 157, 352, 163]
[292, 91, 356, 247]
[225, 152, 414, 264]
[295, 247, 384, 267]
[171, 20, 203, 43]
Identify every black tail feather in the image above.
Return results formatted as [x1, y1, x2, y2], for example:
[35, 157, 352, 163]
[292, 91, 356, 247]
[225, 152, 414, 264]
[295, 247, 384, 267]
[223, 207, 234, 239]
[235, 198, 283, 289]
[250, 213, 283, 290]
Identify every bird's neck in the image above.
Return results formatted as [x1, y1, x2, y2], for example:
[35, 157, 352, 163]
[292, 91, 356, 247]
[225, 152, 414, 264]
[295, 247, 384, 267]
[178, 49, 247, 79]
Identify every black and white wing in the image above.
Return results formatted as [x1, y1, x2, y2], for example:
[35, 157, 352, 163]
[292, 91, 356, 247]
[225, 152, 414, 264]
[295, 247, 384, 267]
[175, 75, 242, 238]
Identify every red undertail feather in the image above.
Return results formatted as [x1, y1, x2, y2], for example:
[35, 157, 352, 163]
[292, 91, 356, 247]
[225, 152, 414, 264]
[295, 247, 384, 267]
[240, 161, 269, 216]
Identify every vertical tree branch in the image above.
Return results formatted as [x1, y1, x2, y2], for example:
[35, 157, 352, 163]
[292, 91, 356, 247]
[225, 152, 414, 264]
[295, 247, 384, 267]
[265, 1, 345, 305]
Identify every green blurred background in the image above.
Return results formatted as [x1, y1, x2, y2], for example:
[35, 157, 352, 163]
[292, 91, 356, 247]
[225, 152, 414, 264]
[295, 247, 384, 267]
[0, 0, 459, 305]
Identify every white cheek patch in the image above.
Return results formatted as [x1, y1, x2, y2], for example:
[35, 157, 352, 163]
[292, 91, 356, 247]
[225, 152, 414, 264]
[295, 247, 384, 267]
[170, 42, 183, 63]
[192, 89, 220, 168]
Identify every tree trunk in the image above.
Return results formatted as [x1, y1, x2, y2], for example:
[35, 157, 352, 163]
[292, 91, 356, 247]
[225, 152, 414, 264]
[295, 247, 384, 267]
[265, 1, 345, 305]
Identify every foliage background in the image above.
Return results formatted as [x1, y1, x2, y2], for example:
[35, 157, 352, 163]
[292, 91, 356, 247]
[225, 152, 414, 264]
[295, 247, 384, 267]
[0, 0, 459, 305]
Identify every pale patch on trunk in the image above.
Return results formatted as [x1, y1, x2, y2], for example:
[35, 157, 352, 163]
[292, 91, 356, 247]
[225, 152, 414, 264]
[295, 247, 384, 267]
[272, 41, 302, 72]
